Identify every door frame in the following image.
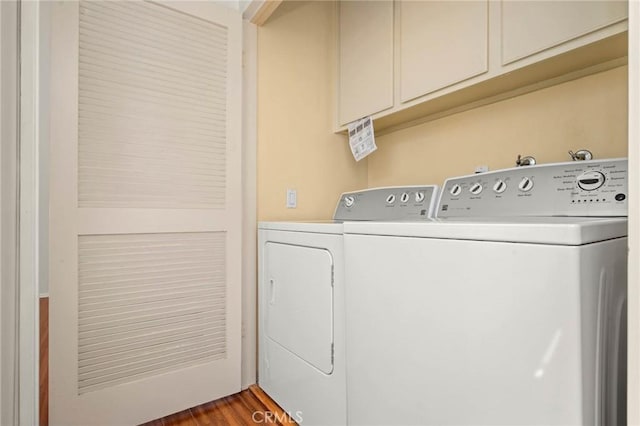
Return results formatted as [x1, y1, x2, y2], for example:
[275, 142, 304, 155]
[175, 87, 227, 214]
[0, 1, 20, 424]
[628, 0, 639, 423]
[18, 0, 41, 424]
[0, 0, 42, 424]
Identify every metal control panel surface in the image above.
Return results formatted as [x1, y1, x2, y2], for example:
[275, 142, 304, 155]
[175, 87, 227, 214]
[437, 158, 628, 218]
[334, 185, 439, 221]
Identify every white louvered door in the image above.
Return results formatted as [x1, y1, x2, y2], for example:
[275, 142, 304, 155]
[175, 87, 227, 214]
[49, 2, 242, 424]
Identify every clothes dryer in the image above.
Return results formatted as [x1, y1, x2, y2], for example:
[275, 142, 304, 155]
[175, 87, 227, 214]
[344, 159, 628, 425]
[258, 185, 438, 425]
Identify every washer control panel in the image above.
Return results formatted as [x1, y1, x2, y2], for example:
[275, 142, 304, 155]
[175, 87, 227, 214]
[334, 185, 439, 221]
[437, 158, 628, 218]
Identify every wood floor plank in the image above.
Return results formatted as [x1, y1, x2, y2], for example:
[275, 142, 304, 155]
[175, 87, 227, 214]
[248, 385, 296, 424]
[139, 418, 165, 426]
[237, 390, 269, 419]
[237, 391, 285, 426]
[218, 396, 253, 426]
[153, 388, 297, 426]
[226, 393, 260, 425]
[190, 399, 230, 426]
[161, 409, 199, 426]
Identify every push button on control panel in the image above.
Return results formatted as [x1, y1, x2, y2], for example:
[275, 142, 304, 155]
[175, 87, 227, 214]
[577, 171, 605, 191]
[518, 177, 534, 192]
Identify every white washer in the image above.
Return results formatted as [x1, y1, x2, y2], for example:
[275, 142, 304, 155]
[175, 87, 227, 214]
[258, 186, 439, 425]
[344, 159, 628, 426]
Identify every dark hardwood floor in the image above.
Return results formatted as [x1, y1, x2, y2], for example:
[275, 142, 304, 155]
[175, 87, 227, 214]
[40, 297, 49, 426]
[39, 298, 294, 426]
[141, 386, 296, 426]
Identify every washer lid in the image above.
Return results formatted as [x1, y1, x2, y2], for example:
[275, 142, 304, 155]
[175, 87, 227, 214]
[343, 217, 628, 245]
[259, 221, 344, 234]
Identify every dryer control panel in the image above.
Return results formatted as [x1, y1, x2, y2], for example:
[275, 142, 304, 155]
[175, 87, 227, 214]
[437, 158, 628, 218]
[334, 185, 439, 221]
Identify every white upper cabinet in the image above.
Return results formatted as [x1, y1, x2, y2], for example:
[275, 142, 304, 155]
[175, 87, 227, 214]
[399, 1, 488, 103]
[335, 0, 628, 132]
[338, 1, 394, 125]
[502, 0, 628, 65]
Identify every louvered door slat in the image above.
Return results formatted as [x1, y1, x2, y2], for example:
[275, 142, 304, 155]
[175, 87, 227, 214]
[89, 1, 228, 47]
[79, 305, 226, 330]
[77, 232, 227, 394]
[78, 1, 228, 209]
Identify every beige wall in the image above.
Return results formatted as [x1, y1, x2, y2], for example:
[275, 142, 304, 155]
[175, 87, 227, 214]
[257, 1, 627, 221]
[257, 1, 367, 221]
[369, 66, 628, 187]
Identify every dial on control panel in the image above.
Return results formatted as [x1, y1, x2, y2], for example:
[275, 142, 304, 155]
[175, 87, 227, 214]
[577, 171, 605, 191]
[493, 180, 507, 194]
[469, 183, 483, 195]
[450, 184, 462, 196]
[344, 196, 355, 207]
[400, 192, 410, 203]
[386, 194, 396, 204]
[415, 192, 425, 203]
[518, 177, 534, 192]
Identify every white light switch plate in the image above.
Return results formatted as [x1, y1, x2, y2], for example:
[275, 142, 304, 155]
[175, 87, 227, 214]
[286, 189, 297, 208]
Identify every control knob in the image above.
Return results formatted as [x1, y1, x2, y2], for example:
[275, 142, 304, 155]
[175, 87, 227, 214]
[577, 171, 605, 191]
[415, 192, 425, 203]
[386, 194, 396, 204]
[518, 177, 534, 192]
[469, 183, 483, 195]
[450, 184, 462, 196]
[400, 192, 410, 203]
[344, 196, 355, 207]
[493, 180, 507, 194]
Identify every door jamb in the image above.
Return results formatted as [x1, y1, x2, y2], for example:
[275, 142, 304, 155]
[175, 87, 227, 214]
[18, 1, 40, 424]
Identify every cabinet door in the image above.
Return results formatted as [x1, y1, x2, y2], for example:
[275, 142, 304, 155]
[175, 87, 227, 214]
[502, 0, 628, 65]
[338, 1, 393, 125]
[399, 1, 488, 104]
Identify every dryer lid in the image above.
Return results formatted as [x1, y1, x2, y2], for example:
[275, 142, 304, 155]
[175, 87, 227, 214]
[259, 221, 344, 234]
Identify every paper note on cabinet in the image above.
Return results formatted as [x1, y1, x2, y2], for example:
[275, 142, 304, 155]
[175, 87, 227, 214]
[348, 117, 377, 161]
